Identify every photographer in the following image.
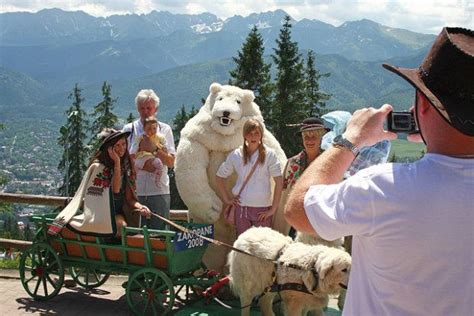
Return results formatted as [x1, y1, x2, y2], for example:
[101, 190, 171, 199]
[284, 27, 473, 315]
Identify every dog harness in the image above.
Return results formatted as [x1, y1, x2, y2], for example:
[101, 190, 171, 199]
[269, 245, 320, 294]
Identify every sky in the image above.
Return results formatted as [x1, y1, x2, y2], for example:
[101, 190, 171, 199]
[0, 0, 472, 34]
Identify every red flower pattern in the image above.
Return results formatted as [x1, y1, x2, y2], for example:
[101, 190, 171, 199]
[92, 167, 112, 189]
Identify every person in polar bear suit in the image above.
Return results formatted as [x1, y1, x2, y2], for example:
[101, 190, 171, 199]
[175, 82, 286, 273]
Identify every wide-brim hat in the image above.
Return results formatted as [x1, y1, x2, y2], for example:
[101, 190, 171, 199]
[383, 27, 474, 136]
[99, 129, 131, 151]
[297, 117, 330, 134]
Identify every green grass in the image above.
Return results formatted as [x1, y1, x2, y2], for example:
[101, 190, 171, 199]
[389, 139, 426, 161]
[0, 256, 20, 269]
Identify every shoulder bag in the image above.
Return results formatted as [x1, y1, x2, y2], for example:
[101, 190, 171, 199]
[224, 158, 259, 225]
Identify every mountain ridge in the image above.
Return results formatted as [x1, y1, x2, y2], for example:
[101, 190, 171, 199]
[0, 8, 434, 54]
[0, 8, 432, 123]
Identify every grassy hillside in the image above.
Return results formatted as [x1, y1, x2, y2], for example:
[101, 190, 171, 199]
[390, 139, 426, 161]
[0, 66, 48, 106]
[42, 53, 415, 123]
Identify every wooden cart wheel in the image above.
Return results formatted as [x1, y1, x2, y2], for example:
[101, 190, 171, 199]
[19, 243, 64, 301]
[69, 266, 110, 289]
[126, 268, 175, 316]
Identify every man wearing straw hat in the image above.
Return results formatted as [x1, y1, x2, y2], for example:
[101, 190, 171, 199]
[285, 27, 474, 315]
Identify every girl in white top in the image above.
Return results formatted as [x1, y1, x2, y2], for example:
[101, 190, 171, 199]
[216, 119, 283, 236]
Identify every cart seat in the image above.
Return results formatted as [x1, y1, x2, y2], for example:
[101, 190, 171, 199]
[50, 227, 167, 269]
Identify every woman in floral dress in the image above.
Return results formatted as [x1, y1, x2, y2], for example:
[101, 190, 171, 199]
[283, 117, 329, 237]
[49, 129, 151, 238]
[88, 129, 151, 236]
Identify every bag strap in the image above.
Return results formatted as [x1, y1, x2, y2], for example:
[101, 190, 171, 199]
[236, 158, 259, 197]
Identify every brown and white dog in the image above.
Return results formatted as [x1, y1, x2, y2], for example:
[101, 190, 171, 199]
[228, 227, 351, 316]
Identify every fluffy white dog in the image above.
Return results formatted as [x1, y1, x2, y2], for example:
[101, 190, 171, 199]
[295, 231, 347, 313]
[228, 227, 351, 316]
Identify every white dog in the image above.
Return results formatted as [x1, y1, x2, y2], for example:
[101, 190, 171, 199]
[228, 227, 351, 316]
[295, 231, 347, 313]
[295, 232, 344, 249]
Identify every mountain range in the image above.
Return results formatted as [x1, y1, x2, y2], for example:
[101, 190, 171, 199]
[0, 8, 434, 123]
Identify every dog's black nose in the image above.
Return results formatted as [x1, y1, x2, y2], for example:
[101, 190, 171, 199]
[223, 111, 230, 117]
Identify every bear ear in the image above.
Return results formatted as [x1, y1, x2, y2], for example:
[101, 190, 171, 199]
[242, 89, 255, 104]
[210, 82, 222, 95]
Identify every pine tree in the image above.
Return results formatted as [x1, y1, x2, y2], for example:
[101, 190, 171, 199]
[229, 25, 273, 120]
[58, 84, 89, 197]
[304, 50, 331, 117]
[172, 105, 190, 145]
[126, 113, 135, 123]
[271, 16, 307, 155]
[89, 81, 118, 151]
[172, 105, 198, 144]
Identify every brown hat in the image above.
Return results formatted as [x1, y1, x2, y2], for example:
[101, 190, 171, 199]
[383, 27, 474, 136]
[99, 129, 131, 151]
[298, 117, 330, 133]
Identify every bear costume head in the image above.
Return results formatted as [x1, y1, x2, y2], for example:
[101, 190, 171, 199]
[207, 83, 261, 136]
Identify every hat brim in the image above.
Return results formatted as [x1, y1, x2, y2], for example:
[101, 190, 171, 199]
[99, 131, 131, 151]
[296, 126, 330, 135]
[382, 63, 451, 123]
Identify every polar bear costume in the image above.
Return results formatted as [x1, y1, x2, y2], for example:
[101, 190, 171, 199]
[175, 82, 286, 272]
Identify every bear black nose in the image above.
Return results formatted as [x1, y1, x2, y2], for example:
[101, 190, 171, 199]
[223, 111, 230, 117]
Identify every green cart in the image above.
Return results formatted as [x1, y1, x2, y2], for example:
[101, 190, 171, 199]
[19, 214, 219, 315]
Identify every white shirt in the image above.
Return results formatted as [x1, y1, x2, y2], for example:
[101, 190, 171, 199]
[216, 146, 282, 207]
[304, 154, 474, 316]
[123, 119, 176, 196]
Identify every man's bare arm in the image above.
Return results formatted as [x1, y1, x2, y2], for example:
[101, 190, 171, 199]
[155, 148, 175, 168]
[139, 136, 175, 169]
[284, 104, 397, 234]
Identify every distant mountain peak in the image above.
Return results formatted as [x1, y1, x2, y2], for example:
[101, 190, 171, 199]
[222, 9, 292, 32]
[36, 7, 89, 17]
[0, 8, 434, 52]
[340, 19, 380, 28]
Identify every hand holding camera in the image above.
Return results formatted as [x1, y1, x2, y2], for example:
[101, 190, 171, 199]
[386, 111, 419, 134]
[344, 104, 398, 149]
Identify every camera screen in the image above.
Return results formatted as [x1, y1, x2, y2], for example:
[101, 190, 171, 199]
[392, 113, 412, 130]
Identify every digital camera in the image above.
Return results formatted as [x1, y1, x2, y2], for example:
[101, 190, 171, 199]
[387, 111, 418, 133]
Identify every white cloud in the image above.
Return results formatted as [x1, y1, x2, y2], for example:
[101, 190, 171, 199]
[0, 0, 472, 33]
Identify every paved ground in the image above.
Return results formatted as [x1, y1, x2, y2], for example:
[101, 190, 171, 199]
[0, 269, 131, 316]
[0, 268, 342, 315]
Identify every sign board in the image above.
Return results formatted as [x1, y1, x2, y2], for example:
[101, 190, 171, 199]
[173, 224, 214, 251]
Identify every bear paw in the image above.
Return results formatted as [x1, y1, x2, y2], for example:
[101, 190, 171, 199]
[204, 207, 221, 223]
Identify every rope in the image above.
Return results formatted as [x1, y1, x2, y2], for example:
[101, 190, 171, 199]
[150, 212, 314, 273]
[149, 212, 318, 308]
[150, 212, 271, 262]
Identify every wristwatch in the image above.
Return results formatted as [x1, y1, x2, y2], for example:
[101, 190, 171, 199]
[332, 134, 360, 156]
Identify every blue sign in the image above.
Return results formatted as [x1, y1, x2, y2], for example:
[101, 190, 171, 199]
[173, 224, 214, 251]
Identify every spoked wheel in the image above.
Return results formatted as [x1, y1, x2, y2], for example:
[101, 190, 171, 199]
[70, 266, 110, 289]
[126, 268, 175, 315]
[19, 243, 64, 301]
